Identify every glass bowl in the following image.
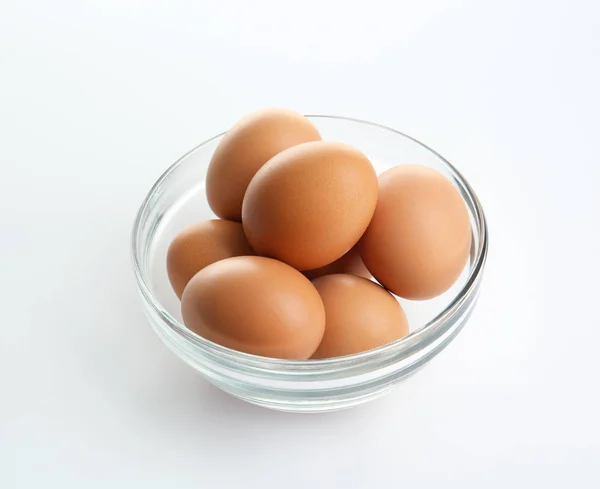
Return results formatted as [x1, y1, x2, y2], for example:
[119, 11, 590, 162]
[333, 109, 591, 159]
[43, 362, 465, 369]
[131, 116, 488, 413]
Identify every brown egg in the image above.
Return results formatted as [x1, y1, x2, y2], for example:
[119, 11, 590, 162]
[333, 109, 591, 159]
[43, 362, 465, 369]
[242, 141, 378, 271]
[311, 274, 409, 359]
[181, 256, 325, 359]
[206, 108, 321, 221]
[359, 165, 471, 300]
[303, 246, 370, 280]
[166, 220, 255, 299]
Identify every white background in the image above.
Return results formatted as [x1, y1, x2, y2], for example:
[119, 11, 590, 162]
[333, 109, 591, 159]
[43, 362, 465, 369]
[1, 0, 599, 487]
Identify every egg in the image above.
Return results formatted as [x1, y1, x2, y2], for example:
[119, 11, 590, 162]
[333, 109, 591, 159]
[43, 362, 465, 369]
[166, 220, 255, 299]
[310, 274, 409, 359]
[359, 165, 471, 300]
[181, 256, 326, 359]
[303, 246, 370, 280]
[206, 108, 321, 221]
[242, 141, 378, 271]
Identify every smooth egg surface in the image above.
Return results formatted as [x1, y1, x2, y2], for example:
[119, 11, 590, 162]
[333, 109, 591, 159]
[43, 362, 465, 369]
[242, 141, 378, 271]
[166, 220, 255, 299]
[311, 274, 409, 359]
[206, 108, 321, 221]
[181, 256, 326, 359]
[359, 165, 471, 300]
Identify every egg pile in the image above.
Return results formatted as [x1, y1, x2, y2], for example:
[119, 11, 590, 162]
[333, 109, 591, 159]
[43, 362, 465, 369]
[166, 108, 471, 360]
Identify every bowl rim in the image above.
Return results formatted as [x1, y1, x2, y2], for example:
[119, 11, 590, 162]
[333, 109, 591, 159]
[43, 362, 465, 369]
[131, 114, 488, 370]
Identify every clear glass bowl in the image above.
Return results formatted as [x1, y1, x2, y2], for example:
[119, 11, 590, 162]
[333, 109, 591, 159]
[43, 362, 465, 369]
[131, 116, 488, 413]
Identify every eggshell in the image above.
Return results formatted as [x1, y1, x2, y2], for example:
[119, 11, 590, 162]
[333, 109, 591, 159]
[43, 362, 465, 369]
[311, 274, 409, 359]
[303, 246, 370, 280]
[181, 256, 326, 359]
[242, 141, 378, 271]
[206, 108, 321, 221]
[359, 165, 471, 300]
[166, 220, 255, 299]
